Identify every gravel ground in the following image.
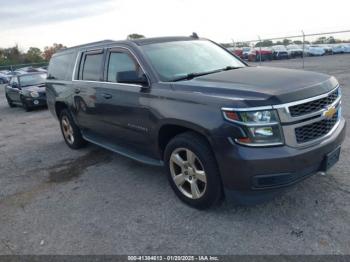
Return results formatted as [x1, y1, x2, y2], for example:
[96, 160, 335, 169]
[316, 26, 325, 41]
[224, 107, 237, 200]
[0, 55, 349, 255]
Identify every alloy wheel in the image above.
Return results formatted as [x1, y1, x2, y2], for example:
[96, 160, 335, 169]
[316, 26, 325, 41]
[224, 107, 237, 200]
[169, 148, 207, 199]
[61, 115, 75, 145]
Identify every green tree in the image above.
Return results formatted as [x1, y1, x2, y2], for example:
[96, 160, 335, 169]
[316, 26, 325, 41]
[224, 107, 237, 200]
[293, 40, 303, 45]
[313, 36, 327, 44]
[127, 33, 145, 40]
[43, 43, 66, 61]
[255, 40, 273, 47]
[282, 39, 291, 45]
[0, 45, 24, 65]
[26, 47, 43, 63]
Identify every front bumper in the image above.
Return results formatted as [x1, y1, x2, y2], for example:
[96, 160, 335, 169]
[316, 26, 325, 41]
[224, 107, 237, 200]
[24, 97, 47, 107]
[214, 118, 346, 202]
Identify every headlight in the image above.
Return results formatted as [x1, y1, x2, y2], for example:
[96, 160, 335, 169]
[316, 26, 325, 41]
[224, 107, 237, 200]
[222, 109, 284, 146]
[30, 91, 39, 98]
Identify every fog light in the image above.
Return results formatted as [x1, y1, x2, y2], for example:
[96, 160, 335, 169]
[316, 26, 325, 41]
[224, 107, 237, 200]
[250, 127, 274, 137]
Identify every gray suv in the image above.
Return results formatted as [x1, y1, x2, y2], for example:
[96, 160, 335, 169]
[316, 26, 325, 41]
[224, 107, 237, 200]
[46, 36, 346, 209]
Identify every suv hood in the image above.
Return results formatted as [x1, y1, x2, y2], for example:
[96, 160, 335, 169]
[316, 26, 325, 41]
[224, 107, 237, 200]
[172, 67, 337, 107]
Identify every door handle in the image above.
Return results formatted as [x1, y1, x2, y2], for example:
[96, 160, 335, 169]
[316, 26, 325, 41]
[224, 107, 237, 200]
[102, 93, 112, 99]
[74, 88, 81, 94]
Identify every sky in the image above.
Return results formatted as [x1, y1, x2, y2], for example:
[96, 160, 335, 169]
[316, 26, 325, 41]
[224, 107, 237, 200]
[1, 0, 350, 51]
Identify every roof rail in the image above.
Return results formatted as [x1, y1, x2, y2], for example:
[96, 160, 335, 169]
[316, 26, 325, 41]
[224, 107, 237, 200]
[57, 39, 116, 52]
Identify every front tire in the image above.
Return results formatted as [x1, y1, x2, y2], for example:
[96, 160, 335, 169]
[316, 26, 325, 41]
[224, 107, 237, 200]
[164, 132, 223, 209]
[21, 96, 32, 112]
[6, 94, 15, 108]
[59, 109, 86, 149]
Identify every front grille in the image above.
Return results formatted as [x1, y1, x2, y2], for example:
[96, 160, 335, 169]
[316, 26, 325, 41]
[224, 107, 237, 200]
[295, 111, 338, 143]
[289, 88, 339, 117]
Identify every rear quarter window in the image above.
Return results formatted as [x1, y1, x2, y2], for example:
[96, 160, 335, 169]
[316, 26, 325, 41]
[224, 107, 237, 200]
[48, 52, 76, 81]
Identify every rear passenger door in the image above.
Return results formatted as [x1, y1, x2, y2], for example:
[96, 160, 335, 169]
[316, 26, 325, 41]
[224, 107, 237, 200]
[74, 49, 106, 133]
[95, 47, 153, 154]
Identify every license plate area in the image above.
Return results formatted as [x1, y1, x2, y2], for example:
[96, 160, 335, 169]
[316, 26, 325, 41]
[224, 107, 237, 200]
[322, 147, 341, 171]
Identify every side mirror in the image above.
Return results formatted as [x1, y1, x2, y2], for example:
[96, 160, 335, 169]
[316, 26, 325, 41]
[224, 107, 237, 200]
[12, 82, 19, 89]
[117, 71, 148, 86]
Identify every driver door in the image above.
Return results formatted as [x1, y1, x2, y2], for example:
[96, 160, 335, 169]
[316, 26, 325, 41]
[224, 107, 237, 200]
[94, 48, 153, 154]
[7, 76, 21, 102]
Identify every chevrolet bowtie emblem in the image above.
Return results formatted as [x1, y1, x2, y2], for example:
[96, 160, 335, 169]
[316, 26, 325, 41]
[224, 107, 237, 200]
[323, 106, 337, 119]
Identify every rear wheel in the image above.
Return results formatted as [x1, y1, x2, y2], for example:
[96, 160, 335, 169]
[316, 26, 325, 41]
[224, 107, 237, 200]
[59, 109, 86, 149]
[164, 132, 223, 209]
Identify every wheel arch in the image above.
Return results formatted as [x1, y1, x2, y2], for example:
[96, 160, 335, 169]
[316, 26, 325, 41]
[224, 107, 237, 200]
[54, 101, 69, 118]
[157, 120, 215, 159]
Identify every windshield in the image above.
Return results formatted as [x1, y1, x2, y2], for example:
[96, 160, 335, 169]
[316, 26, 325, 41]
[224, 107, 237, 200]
[141, 40, 245, 82]
[19, 74, 46, 87]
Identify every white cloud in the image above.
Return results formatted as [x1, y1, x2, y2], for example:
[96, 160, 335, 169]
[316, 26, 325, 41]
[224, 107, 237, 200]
[1, 0, 350, 50]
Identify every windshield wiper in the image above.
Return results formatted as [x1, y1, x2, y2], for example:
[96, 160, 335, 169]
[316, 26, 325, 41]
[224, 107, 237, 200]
[222, 66, 241, 71]
[172, 69, 223, 82]
[171, 66, 242, 82]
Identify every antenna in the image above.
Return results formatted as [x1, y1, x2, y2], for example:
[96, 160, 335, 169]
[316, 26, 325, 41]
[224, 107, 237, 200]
[191, 32, 199, 39]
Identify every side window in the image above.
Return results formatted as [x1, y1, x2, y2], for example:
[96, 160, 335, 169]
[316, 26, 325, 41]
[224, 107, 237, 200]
[81, 52, 103, 81]
[107, 52, 140, 83]
[48, 52, 75, 80]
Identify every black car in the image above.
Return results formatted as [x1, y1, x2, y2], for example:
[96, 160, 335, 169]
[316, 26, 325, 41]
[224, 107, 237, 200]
[5, 72, 47, 111]
[46, 37, 345, 209]
[0, 74, 9, 84]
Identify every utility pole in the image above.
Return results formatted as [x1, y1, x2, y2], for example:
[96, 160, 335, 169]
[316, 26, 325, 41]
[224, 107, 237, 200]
[258, 36, 262, 65]
[302, 30, 305, 69]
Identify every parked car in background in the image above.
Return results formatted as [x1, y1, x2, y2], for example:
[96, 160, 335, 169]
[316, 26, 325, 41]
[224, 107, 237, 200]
[5, 72, 47, 111]
[341, 43, 350, 53]
[233, 48, 243, 59]
[318, 44, 333, 55]
[0, 70, 11, 75]
[248, 48, 273, 62]
[271, 45, 289, 59]
[36, 67, 48, 73]
[286, 44, 303, 58]
[0, 73, 10, 84]
[304, 45, 325, 56]
[226, 47, 244, 59]
[242, 47, 251, 60]
[16, 66, 40, 73]
[331, 44, 345, 54]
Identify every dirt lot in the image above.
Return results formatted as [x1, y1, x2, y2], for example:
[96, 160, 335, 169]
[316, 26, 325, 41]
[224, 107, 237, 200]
[0, 55, 349, 255]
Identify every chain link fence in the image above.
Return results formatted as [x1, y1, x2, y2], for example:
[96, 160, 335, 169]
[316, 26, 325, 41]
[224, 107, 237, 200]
[227, 30, 350, 68]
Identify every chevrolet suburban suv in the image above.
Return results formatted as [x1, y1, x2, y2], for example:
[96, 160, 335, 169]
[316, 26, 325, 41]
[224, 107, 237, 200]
[46, 36, 346, 209]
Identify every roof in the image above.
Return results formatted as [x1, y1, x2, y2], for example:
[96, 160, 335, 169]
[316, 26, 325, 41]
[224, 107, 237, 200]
[56, 40, 116, 53]
[56, 36, 198, 53]
[130, 36, 196, 46]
